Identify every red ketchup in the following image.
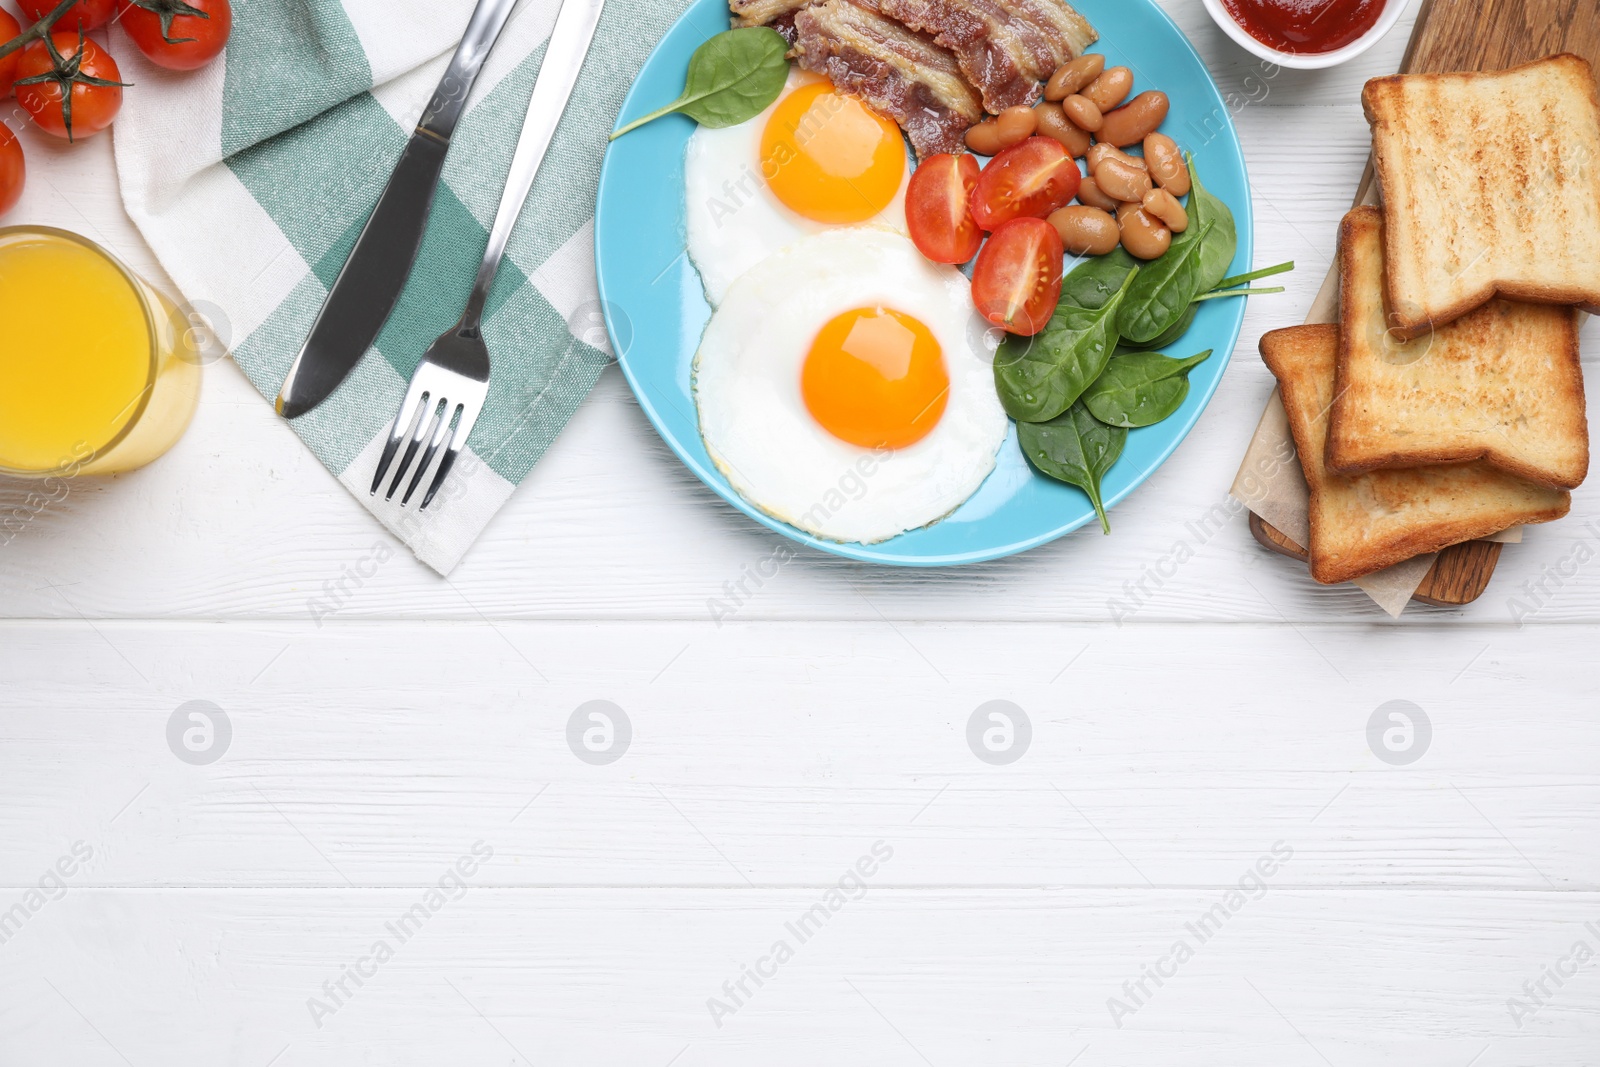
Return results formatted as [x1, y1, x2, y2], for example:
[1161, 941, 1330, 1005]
[1219, 0, 1387, 54]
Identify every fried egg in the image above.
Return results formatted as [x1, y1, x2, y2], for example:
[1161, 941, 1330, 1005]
[694, 230, 1007, 544]
[685, 70, 912, 306]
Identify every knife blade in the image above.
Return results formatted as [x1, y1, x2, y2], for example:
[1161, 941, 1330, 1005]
[275, 0, 521, 420]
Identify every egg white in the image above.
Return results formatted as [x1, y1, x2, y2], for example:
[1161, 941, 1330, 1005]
[684, 71, 912, 307]
[694, 230, 1007, 545]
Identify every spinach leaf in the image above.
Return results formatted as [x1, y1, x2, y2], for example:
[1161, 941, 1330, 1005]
[1018, 401, 1127, 534]
[1115, 156, 1243, 344]
[1083, 349, 1212, 428]
[1187, 155, 1237, 294]
[993, 268, 1138, 423]
[610, 28, 789, 139]
[1115, 218, 1215, 345]
[1120, 303, 1196, 351]
[1059, 247, 1139, 310]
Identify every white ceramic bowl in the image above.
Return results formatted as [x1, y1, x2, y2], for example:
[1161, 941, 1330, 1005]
[1199, 0, 1410, 69]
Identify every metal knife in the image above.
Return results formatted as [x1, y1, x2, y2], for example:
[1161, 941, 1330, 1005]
[275, 0, 521, 420]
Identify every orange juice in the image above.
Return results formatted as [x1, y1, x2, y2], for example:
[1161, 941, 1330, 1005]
[0, 227, 200, 476]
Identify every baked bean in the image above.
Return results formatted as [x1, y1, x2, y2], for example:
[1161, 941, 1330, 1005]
[1120, 207, 1172, 260]
[1093, 156, 1152, 203]
[965, 120, 1006, 155]
[1098, 91, 1170, 147]
[1045, 53, 1105, 101]
[1049, 205, 1120, 256]
[1033, 102, 1091, 156]
[1115, 199, 1143, 223]
[1083, 66, 1133, 111]
[995, 105, 1038, 147]
[1143, 132, 1189, 195]
[1087, 142, 1145, 174]
[1142, 187, 1189, 232]
[1076, 174, 1120, 212]
[1062, 94, 1103, 132]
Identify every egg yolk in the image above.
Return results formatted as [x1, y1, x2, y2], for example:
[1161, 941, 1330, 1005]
[801, 307, 948, 450]
[760, 82, 906, 225]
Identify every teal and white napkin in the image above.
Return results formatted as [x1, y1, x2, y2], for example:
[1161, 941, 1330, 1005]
[112, 0, 689, 573]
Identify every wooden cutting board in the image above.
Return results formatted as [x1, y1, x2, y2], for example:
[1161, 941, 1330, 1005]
[1250, 0, 1600, 607]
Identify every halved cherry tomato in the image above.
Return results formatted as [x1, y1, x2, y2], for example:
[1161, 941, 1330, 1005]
[905, 152, 982, 264]
[969, 137, 1082, 232]
[0, 125, 24, 218]
[1, 10, 21, 98]
[971, 217, 1063, 336]
[17, 0, 120, 31]
[14, 32, 125, 141]
[120, 0, 232, 72]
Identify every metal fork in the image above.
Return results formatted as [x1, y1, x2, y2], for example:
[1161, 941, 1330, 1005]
[371, 0, 608, 510]
[370, 317, 491, 509]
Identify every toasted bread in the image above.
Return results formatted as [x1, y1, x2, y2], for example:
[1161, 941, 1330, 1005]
[1363, 54, 1600, 335]
[1260, 324, 1570, 586]
[1329, 206, 1589, 490]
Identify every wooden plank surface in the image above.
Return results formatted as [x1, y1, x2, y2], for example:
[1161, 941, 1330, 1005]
[3, 889, 1595, 1066]
[2, 2, 1599, 1065]
[5, 617, 1600, 1060]
[4, 620, 1597, 889]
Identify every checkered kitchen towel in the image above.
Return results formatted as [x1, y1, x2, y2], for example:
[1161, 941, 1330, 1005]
[112, 0, 689, 573]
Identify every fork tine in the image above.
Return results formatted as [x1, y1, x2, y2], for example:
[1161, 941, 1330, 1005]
[420, 398, 484, 510]
[372, 380, 430, 495]
[386, 397, 444, 501]
[402, 402, 459, 505]
[371, 433, 406, 497]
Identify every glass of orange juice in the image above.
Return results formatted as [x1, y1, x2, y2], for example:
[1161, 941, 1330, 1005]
[0, 226, 203, 478]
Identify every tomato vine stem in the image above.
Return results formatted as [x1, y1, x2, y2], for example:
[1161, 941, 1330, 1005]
[0, 0, 79, 64]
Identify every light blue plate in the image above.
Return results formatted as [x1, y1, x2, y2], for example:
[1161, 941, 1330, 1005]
[595, 0, 1252, 566]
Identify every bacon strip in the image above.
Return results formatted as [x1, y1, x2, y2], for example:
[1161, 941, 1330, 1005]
[792, 0, 983, 158]
[730, 0, 810, 31]
[878, 0, 1097, 111]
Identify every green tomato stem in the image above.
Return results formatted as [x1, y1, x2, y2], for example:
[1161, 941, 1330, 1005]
[124, 0, 212, 46]
[0, 0, 79, 63]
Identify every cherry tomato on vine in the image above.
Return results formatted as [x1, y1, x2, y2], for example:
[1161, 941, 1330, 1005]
[905, 152, 983, 265]
[13, 32, 126, 141]
[969, 137, 1081, 232]
[17, 0, 121, 32]
[971, 217, 1064, 336]
[0, 10, 22, 99]
[0, 125, 24, 218]
[120, 0, 232, 71]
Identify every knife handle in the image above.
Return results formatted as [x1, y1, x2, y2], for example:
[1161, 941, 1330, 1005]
[418, 0, 521, 141]
[461, 0, 607, 326]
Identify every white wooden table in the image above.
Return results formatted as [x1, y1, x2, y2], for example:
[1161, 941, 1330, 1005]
[4, 2, 1599, 1063]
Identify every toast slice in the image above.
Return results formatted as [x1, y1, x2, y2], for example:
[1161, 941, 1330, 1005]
[1330, 206, 1589, 490]
[1260, 324, 1570, 586]
[1363, 54, 1600, 335]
